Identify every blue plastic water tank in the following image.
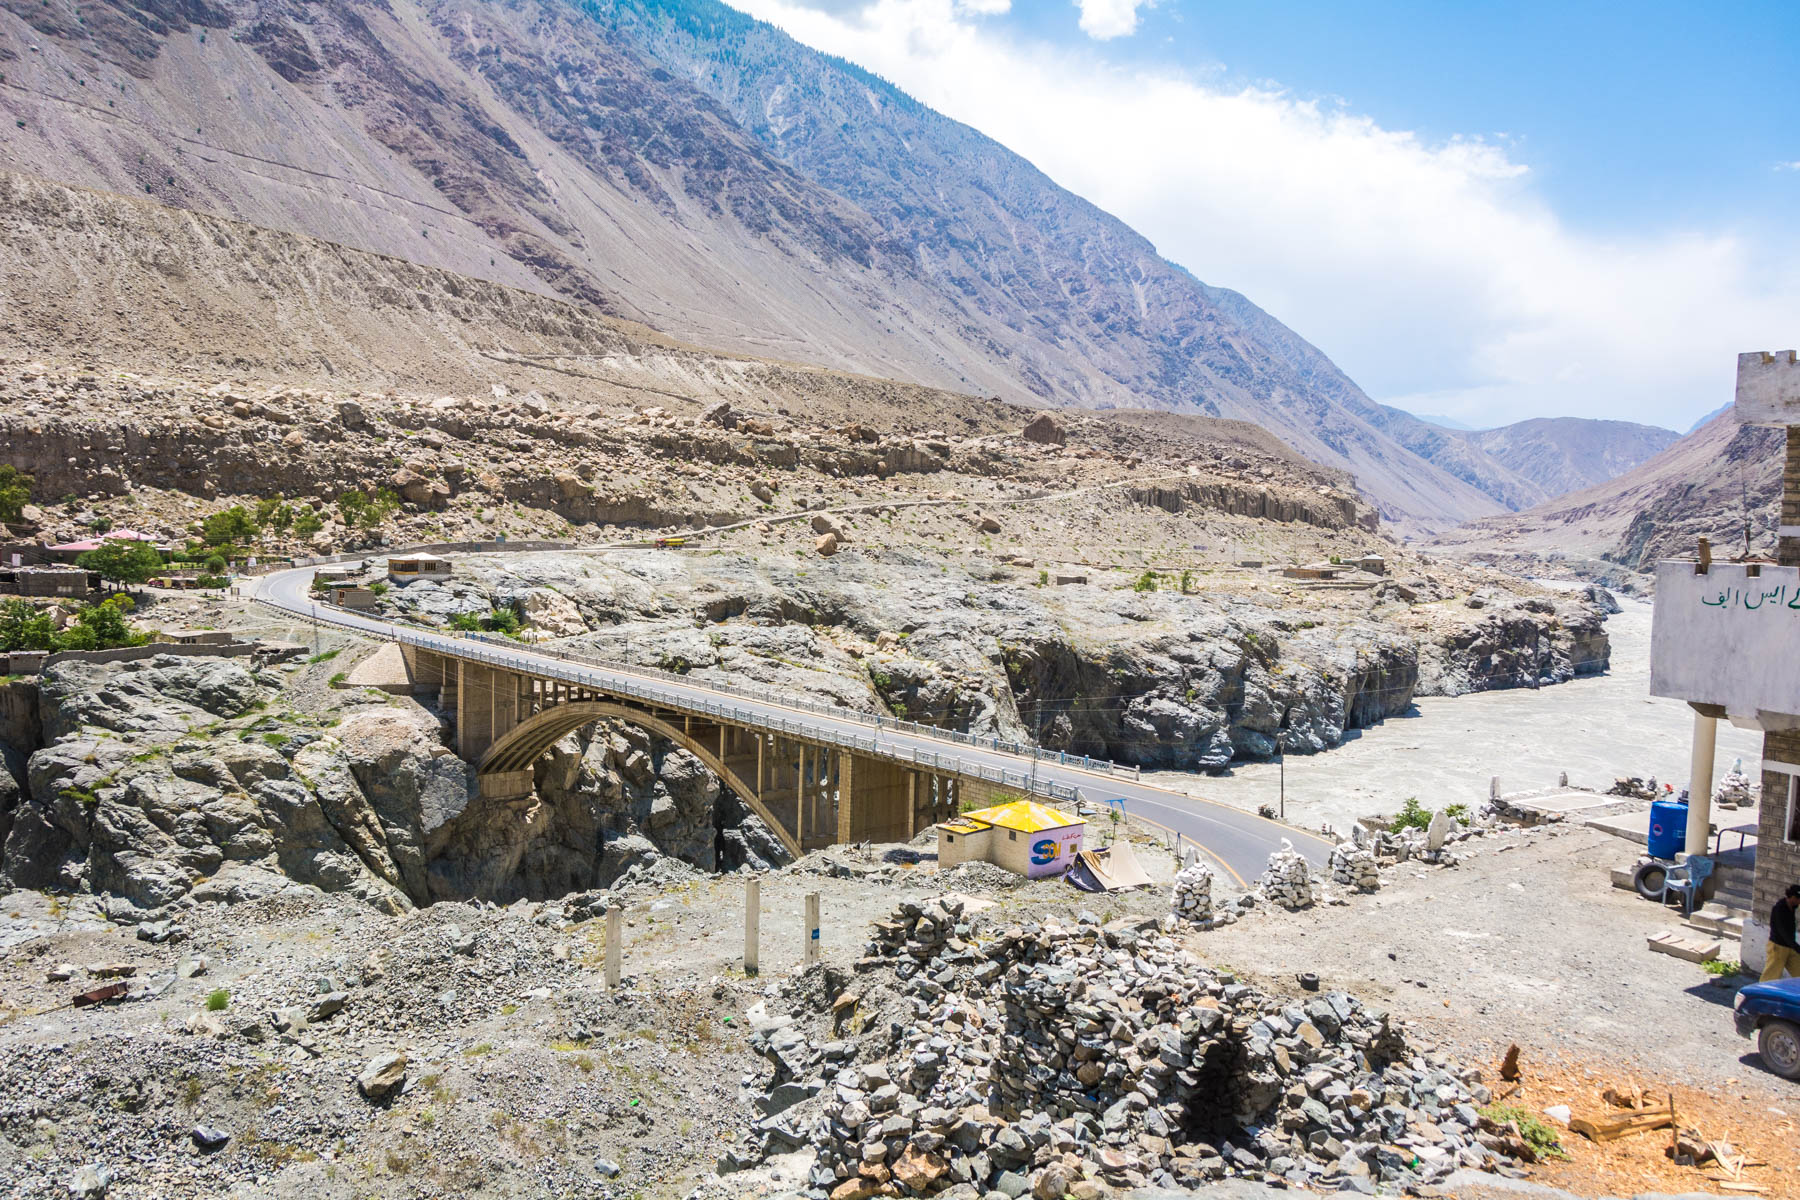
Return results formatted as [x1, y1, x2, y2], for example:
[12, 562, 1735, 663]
[1648, 798, 1687, 860]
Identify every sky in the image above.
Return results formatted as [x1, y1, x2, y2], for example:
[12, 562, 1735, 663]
[722, 0, 1800, 431]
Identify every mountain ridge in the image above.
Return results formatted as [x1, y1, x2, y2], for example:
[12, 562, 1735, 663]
[0, 0, 1637, 529]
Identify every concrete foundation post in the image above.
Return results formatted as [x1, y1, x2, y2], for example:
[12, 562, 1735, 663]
[1686, 709, 1718, 856]
[744, 878, 760, 975]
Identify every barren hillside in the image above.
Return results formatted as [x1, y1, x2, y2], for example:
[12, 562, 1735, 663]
[0, 0, 1517, 529]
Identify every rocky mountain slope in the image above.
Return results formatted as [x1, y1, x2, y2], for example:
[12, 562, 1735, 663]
[1386, 411, 1680, 511]
[0, 0, 1518, 529]
[1428, 410, 1787, 587]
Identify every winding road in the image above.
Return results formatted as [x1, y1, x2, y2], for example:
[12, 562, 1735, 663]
[245, 563, 1332, 885]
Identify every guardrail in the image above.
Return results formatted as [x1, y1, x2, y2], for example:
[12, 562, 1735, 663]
[252, 591, 1130, 803]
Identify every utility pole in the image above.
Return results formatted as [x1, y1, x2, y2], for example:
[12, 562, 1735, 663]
[1278, 733, 1286, 821]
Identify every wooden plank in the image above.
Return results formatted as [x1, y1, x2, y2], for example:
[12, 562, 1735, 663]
[1569, 1108, 1674, 1142]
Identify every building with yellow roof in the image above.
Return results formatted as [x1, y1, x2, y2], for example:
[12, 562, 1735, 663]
[937, 799, 1085, 878]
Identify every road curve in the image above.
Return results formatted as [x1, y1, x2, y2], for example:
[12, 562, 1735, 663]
[245, 565, 1333, 884]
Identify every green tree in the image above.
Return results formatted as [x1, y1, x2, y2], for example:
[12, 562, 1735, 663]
[77, 539, 165, 590]
[55, 596, 147, 651]
[337, 488, 399, 531]
[0, 465, 32, 523]
[0, 599, 58, 652]
[292, 507, 323, 536]
[201, 506, 259, 546]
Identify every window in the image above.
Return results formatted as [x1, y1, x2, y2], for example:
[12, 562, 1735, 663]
[1008, 830, 1017, 841]
[1785, 770, 1800, 844]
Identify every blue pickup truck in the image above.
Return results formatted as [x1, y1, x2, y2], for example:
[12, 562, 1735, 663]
[1734, 977, 1800, 1080]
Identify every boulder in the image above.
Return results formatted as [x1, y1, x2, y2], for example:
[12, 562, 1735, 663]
[815, 533, 840, 557]
[1022, 414, 1066, 446]
[357, 1051, 407, 1099]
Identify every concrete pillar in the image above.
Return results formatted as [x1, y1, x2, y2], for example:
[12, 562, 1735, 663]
[1686, 709, 1718, 856]
[796, 743, 808, 848]
[744, 878, 760, 975]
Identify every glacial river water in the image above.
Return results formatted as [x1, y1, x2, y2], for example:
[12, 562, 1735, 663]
[1146, 596, 1765, 836]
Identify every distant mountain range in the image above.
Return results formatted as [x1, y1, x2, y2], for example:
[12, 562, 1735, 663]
[1391, 411, 1682, 510]
[0, 0, 1666, 528]
[1429, 410, 1785, 573]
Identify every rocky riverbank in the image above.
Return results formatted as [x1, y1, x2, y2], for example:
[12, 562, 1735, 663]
[369, 549, 1614, 770]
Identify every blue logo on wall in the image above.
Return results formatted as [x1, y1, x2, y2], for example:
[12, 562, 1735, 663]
[1030, 838, 1058, 865]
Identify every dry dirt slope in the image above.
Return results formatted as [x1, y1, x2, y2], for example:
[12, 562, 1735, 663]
[0, 0, 1509, 530]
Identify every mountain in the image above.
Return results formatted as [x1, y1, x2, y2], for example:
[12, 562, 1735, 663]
[1376, 408, 1679, 512]
[1412, 413, 1479, 431]
[0, 0, 1509, 528]
[1458, 417, 1680, 503]
[1428, 410, 1786, 578]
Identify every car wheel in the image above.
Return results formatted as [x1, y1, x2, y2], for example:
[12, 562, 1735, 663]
[1633, 862, 1668, 900]
[1758, 1019, 1800, 1081]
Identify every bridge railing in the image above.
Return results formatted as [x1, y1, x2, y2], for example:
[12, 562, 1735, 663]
[252, 595, 1136, 803]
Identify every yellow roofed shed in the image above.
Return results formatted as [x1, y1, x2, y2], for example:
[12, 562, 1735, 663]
[937, 799, 1085, 878]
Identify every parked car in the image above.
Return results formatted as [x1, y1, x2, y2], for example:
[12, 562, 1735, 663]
[1733, 976, 1800, 1080]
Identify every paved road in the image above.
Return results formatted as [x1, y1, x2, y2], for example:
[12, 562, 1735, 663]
[247, 565, 1330, 884]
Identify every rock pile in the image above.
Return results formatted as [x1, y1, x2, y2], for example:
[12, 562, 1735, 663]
[1328, 842, 1380, 892]
[1258, 840, 1316, 910]
[1169, 861, 1216, 925]
[754, 905, 1521, 1197]
[1714, 767, 1758, 810]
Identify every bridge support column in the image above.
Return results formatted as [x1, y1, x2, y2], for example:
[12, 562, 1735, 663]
[839, 754, 921, 845]
[457, 659, 523, 762]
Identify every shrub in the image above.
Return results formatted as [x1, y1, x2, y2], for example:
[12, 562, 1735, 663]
[1478, 1105, 1567, 1160]
[1701, 958, 1742, 976]
[1391, 797, 1433, 832]
[201, 506, 259, 546]
[1442, 802, 1470, 823]
[205, 988, 230, 1011]
[0, 464, 32, 523]
[1132, 570, 1158, 593]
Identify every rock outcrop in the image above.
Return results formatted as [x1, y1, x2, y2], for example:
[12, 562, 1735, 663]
[0, 656, 787, 916]
[382, 550, 1609, 771]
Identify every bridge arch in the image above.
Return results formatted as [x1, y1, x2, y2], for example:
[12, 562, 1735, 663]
[478, 700, 803, 858]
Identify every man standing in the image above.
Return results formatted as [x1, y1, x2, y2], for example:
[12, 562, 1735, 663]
[1762, 885, 1800, 981]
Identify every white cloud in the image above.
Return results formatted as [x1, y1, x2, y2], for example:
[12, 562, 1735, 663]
[1778, 161, 1800, 172]
[1075, 0, 1153, 40]
[727, 0, 1800, 430]
[957, 0, 1010, 14]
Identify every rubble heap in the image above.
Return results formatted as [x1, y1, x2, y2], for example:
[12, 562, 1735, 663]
[1170, 861, 1217, 926]
[1328, 842, 1381, 892]
[748, 905, 1525, 1198]
[1258, 840, 1317, 910]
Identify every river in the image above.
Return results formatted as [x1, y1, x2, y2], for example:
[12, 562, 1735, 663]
[1145, 596, 1765, 835]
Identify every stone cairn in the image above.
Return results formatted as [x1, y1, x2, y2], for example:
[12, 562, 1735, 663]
[1170, 861, 1218, 926]
[1714, 767, 1758, 811]
[1328, 842, 1380, 893]
[1258, 839, 1316, 910]
[743, 903, 1527, 1198]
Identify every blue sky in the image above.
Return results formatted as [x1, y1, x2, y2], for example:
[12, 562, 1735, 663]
[1061, 0, 1799, 238]
[730, 0, 1800, 431]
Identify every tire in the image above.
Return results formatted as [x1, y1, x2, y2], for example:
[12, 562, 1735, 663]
[1632, 862, 1668, 901]
[1758, 1019, 1800, 1081]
